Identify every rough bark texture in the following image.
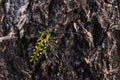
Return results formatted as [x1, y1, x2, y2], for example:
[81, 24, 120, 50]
[0, 0, 120, 80]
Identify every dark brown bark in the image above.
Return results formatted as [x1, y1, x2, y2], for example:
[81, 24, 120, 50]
[0, 0, 120, 80]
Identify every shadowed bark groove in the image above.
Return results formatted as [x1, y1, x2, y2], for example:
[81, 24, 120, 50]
[0, 0, 120, 80]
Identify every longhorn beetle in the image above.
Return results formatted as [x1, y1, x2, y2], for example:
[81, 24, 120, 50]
[30, 30, 51, 64]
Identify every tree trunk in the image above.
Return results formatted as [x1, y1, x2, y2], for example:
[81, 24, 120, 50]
[0, 0, 120, 80]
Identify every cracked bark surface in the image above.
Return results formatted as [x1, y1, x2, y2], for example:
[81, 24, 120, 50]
[0, 0, 120, 80]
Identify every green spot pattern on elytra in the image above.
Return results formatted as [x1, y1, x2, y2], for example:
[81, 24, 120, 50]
[30, 30, 51, 64]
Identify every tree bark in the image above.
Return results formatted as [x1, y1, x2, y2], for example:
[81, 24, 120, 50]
[0, 0, 120, 80]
